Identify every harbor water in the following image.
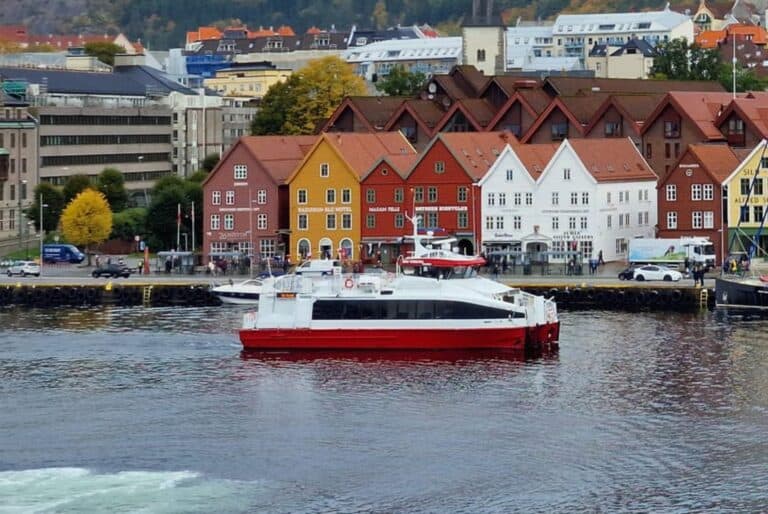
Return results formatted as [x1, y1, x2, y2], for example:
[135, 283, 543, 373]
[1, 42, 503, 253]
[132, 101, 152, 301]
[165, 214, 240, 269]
[1, 307, 768, 513]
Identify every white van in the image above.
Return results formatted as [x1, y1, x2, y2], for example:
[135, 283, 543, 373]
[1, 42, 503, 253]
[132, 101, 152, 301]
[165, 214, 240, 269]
[295, 259, 342, 276]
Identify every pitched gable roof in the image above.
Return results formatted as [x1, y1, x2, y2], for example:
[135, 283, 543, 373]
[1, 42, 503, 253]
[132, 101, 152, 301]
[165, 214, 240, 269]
[661, 144, 743, 187]
[568, 138, 657, 182]
[640, 91, 739, 139]
[521, 97, 587, 143]
[511, 143, 559, 181]
[363, 153, 419, 180]
[715, 94, 768, 138]
[436, 132, 512, 181]
[584, 94, 664, 135]
[321, 96, 406, 132]
[544, 76, 725, 96]
[323, 132, 416, 179]
[216, 135, 317, 185]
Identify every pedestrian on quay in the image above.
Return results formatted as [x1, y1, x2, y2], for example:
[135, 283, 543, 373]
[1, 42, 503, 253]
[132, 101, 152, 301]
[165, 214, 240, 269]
[492, 262, 500, 280]
[598, 250, 605, 266]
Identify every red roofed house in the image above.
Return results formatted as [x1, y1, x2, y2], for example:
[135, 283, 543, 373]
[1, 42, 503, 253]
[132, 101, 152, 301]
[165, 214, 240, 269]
[657, 143, 748, 265]
[202, 135, 318, 265]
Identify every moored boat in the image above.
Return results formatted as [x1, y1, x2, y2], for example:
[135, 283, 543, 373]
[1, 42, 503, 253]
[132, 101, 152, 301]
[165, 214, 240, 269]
[211, 278, 268, 305]
[239, 272, 559, 351]
[715, 275, 768, 309]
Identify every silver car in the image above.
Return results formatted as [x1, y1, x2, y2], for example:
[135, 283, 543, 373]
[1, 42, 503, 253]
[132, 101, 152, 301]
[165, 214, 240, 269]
[6, 260, 41, 277]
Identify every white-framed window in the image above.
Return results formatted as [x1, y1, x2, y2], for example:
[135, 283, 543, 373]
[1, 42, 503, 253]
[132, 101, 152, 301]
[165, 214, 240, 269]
[571, 192, 578, 205]
[485, 216, 494, 229]
[298, 214, 308, 230]
[703, 211, 714, 228]
[427, 212, 438, 227]
[225, 191, 235, 205]
[666, 184, 677, 201]
[395, 188, 404, 203]
[342, 188, 352, 203]
[498, 193, 506, 206]
[511, 216, 520, 230]
[342, 213, 352, 230]
[487, 193, 496, 206]
[666, 211, 677, 229]
[552, 217, 559, 230]
[525, 193, 533, 206]
[366, 188, 375, 203]
[297, 189, 307, 204]
[607, 215, 612, 228]
[638, 212, 644, 226]
[326, 189, 336, 204]
[563, 168, 571, 180]
[624, 213, 630, 226]
[434, 161, 445, 174]
[395, 213, 405, 228]
[457, 211, 468, 228]
[260, 239, 276, 259]
[256, 189, 267, 204]
[224, 214, 234, 230]
[327, 213, 337, 229]
[569, 216, 577, 229]
[496, 216, 505, 229]
[320, 163, 329, 177]
[607, 191, 612, 204]
[257, 213, 267, 230]
[514, 193, 521, 206]
[644, 212, 649, 225]
[692, 211, 703, 229]
[210, 214, 220, 230]
[619, 215, 624, 227]
[506, 169, 514, 181]
[582, 192, 589, 205]
[234, 164, 247, 179]
[428, 187, 438, 203]
[212, 191, 221, 205]
[457, 187, 468, 202]
[703, 184, 714, 200]
[552, 192, 559, 206]
[580, 217, 588, 229]
[366, 214, 375, 228]
[691, 184, 702, 201]
[619, 191, 624, 203]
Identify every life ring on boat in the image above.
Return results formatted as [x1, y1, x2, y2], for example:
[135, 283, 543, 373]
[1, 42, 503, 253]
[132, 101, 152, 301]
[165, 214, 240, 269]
[344, 278, 354, 289]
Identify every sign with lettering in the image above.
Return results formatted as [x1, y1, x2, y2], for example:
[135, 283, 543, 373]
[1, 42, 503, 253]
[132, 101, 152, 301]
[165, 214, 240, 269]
[415, 205, 468, 212]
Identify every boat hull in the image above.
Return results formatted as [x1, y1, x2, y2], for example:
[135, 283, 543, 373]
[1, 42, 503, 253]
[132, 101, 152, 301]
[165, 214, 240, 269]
[214, 292, 260, 305]
[716, 277, 768, 309]
[239, 322, 559, 351]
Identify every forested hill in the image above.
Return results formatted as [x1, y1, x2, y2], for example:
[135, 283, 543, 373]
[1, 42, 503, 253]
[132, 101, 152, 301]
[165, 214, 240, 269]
[3, 0, 669, 50]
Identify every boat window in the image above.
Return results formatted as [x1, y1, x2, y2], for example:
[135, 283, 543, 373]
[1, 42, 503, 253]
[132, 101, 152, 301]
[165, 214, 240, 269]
[311, 299, 523, 320]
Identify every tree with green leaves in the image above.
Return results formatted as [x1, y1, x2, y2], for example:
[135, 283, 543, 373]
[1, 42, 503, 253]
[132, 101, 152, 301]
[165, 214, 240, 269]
[651, 38, 720, 81]
[25, 183, 65, 233]
[251, 56, 367, 135]
[62, 174, 93, 204]
[375, 65, 427, 96]
[111, 207, 148, 241]
[96, 167, 129, 212]
[201, 153, 220, 173]
[145, 175, 203, 251]
[718, 62, 768, 92]
[84, 41, 124, 66]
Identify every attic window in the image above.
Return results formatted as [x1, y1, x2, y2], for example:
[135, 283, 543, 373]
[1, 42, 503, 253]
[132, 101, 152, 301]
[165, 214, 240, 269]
[637, 22, 651, 29]
[381, 168, 389, 175]
[434, 161, 445, 174]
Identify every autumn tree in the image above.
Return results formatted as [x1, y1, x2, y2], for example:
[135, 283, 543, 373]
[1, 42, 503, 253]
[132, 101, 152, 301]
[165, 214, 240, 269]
[96, 167, 129, 212]
[375, 65, 427, 96]
[84, 41, 124, 66]
[25, 183, 65, 233]
[60, 189, 113, 261]
[251, 56, 367, 135]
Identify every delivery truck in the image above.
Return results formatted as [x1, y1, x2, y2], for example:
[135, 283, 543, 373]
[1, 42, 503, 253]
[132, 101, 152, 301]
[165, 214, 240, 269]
[628, 237, 716, 270]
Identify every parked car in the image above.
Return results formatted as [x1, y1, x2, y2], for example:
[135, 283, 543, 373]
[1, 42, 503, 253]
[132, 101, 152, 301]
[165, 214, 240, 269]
[92, 264, 131, 278]
[633, 264, 682, 282]
[6, 260, 41, 277]
[618, 267, 635, 280]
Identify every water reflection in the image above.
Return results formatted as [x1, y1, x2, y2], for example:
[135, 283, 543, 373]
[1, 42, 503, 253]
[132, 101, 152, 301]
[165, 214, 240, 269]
[240, 347, 557, 364]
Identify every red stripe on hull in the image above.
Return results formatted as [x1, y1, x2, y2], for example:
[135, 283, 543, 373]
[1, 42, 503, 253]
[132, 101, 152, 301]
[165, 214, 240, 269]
[239, 322, 559, 351]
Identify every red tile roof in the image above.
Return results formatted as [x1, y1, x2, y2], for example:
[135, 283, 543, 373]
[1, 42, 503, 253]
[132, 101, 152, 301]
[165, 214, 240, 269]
[686, 144, 743, 183]
[568, 138, 657, 182]
[0, 25, 29, 44]
[642, 91, 739, 139]
[511, 143, 559, 181]
[437, 132, 514, 180]
[239, 135, 319, 184]
[324, 132, 416, 178]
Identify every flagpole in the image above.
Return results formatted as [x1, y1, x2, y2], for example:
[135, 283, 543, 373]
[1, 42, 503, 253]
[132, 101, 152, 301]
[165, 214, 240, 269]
[177, 203, 181, 251]
[191, 202, 195, 255]
[732, 31, 736, 98]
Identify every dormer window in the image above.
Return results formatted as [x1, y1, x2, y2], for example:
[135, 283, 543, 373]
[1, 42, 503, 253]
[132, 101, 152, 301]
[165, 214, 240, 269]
[663, 119, 681, 138]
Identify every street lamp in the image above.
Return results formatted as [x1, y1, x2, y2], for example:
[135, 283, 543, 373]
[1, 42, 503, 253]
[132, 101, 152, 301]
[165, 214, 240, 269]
[39, 194, 48, 277]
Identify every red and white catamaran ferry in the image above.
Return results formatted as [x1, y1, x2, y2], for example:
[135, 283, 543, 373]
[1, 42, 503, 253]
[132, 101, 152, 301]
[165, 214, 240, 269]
[239, 227, 559, 351]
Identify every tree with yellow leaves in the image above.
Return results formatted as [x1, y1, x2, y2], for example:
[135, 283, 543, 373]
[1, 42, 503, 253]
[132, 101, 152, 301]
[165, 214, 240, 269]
[60, 189, 113, 262]
[251, 55, 367, 135]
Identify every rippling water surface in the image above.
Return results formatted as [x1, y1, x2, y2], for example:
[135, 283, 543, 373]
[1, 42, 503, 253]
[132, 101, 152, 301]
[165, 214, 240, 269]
[2, 307, 768, 513]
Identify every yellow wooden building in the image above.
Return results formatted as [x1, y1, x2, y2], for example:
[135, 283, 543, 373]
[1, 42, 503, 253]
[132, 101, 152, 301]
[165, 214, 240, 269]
[722, 139, 768, 255]
[287, 132, 415, 261]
